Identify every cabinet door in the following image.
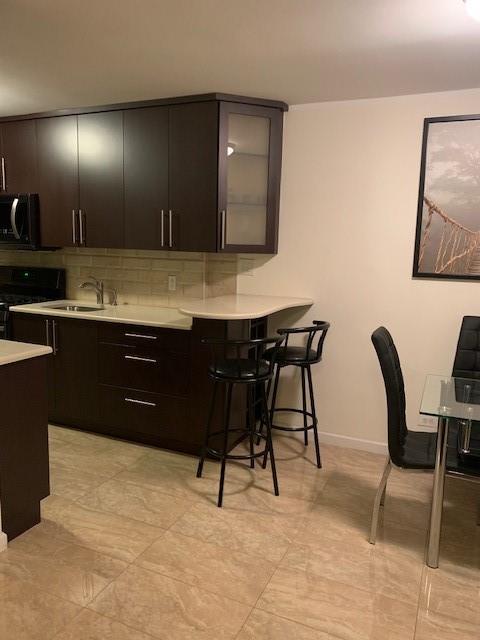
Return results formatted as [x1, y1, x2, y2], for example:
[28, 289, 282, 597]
[36, 116, 79, 247]
[218, 103, 283, 253]
[78, 111, 124, 248]
[124, 107, 169, 249]
[50, 318, 98, 426]
[0, 120, 37, 194]
[169, 102, 218, 252]
[10, 313, 55, 413]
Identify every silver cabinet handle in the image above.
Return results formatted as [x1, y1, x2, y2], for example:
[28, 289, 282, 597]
[52, 319, 58, 354]
[78, 209, 85, 245]
[160, 210, 164, 247]
[45, 319, 50, 346]
[168, 209, 173, 248]
[1, 157, 5, 191]
[124, 332, 157, 340]
[125, 397, 156, 407]
[72, 210, 77, 245]
[220, 210, 226, 249]
[124, 355, 157, 364]
[10, 197, 20, 239]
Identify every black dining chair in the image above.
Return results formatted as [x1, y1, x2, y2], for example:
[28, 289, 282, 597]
[452, 316, 480, 459]
[369, 326, 480, 545]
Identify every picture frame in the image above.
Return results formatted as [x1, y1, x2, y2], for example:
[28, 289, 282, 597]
[413, 114, 480, 280]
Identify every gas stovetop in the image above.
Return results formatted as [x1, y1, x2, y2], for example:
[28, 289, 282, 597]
[0, 294, 51, 307]
[0, 266, 66, 338]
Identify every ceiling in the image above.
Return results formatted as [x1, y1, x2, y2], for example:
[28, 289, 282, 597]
[1, 0, 480, 116]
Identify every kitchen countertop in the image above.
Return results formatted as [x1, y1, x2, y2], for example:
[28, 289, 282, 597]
[179, 294, 313, 320]
[10, 301, 193, 330]
[0, 339, 52, 365]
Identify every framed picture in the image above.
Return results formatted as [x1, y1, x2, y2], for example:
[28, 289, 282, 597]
[413, 114, 480, 280]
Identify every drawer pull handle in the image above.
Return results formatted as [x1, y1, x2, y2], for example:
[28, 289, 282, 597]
[124, 355, 157, 364]
[125, 333, 158, 340]
[125, 397, 157, 407]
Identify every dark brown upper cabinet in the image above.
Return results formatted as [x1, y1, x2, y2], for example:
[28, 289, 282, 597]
[0, 93, 286, 253]
[36, 115, 79, 247]
[78, 111, 124, 248]
[0, 120, 37, 194]
[37, 112, 124, 248]
[168, 102, 219, 252]
[124, 107, 169, 250]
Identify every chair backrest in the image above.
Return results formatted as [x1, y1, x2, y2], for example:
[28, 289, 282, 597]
[278, 320, 330, 363]
[202, 335, 285, 381]
[371, 327, 408, 466]
[452, 316, 480, 380]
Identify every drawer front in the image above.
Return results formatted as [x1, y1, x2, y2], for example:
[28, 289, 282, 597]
[98, 385, 187, 438]
[98, 322, 190, 353]
[98, 342, 188, 396]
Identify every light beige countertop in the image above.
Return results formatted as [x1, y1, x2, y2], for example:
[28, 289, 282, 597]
[0, 339, 52, 365]
[10, 301, 193, 330]
[179, 294, 313, 320]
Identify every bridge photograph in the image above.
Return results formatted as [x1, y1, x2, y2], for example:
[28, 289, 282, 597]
[414, 115, 480, 279]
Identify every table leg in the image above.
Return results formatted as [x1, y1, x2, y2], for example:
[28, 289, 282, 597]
[427, 416, 449, 569]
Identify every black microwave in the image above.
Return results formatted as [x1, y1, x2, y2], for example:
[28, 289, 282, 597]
[0, 193, 40, 249]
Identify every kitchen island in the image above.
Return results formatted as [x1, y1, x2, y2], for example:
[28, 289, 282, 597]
[0, 340, 52, 548]
[9, 294, 312, 456]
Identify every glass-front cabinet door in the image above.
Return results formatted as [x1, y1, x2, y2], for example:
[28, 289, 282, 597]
[218, 102, 283, 253]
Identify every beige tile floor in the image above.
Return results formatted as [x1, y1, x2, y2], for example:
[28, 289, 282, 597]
[1, 425, 479, 639]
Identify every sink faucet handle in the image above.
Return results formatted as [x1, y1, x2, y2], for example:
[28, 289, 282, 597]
[105, 287, 118, 306]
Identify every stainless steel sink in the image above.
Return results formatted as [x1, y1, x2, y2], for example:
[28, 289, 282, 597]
[50, 304, 104, 312]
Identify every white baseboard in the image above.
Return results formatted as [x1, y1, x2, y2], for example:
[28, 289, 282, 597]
[318, 430, 388, 455]
[273, 416, 388, 455]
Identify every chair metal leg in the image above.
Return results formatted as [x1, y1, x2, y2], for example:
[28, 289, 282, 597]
[306, 365, 321, 468]
[217, 383, 233, 508]
[261, 383, 279, 495]
[369, 457, 392, 544]
[196, 381, 218, 478]
[427, 416, 449, 568]
[301, 366, 308, 446]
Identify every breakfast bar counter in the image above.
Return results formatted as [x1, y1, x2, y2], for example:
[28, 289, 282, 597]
[179, 294, 313, 320]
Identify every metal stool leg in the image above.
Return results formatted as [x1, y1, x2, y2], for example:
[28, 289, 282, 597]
[306, 364, 321, 468]
[369, 458, 392, 544]
[261, 383, 279, 495]
[301, 366, 308, 446]
[247, 385, 255, 469]
[217, 383, 233, 508]
[197, 381, 218, 478]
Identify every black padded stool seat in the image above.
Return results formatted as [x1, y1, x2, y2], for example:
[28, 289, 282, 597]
[197, 335, 285, 507]
[209, 358, 270, 381]
[264, 345, 318, 364]
[261, 321, 330, 469]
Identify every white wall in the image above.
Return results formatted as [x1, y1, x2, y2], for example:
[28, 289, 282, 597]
[239, 88, 480, 450]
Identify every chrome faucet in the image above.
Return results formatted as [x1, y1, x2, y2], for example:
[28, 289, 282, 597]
[79, 276, 104, 304]
[78, 276, 118, 306]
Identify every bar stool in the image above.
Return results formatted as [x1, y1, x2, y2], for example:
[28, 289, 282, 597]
[261, 321, 330, 468]
[196, 335, 285, 507]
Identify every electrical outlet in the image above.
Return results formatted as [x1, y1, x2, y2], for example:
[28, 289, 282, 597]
[168, 274, 177, 292]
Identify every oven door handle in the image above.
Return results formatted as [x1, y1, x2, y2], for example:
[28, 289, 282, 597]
[10, 197, 20, 240]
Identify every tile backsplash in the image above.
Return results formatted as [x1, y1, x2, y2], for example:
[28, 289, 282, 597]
[0, 248, 247, 308]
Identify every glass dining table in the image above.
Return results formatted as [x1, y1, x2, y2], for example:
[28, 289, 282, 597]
[420, 374, 480, 568]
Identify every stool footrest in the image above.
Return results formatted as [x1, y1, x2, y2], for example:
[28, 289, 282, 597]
[269, 407, 317, 432]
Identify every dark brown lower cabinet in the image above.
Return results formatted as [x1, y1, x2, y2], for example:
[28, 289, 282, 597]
[0, 356, 49, 540]
[10, 313, 252, 455]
